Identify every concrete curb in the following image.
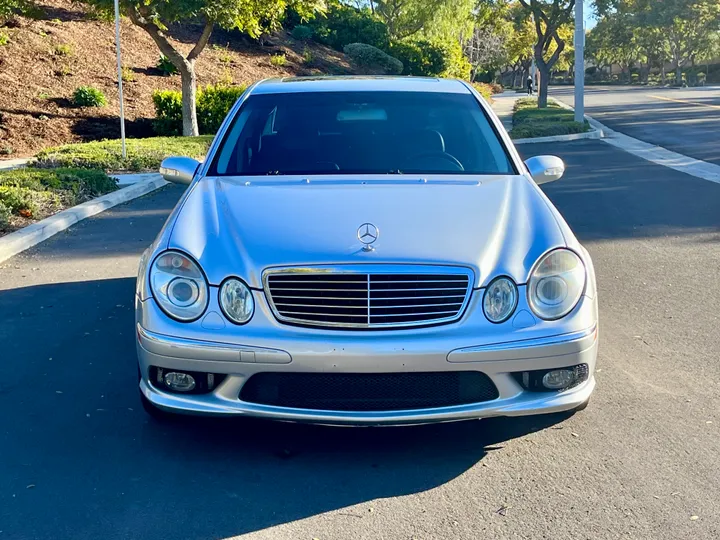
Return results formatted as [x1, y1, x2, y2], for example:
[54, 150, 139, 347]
[513, 129, 603, 145]
[111, 172, 163, 187]
[0, 175, 168, 264]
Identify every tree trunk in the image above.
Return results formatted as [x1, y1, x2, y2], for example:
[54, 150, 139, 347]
[180, 63, 199, 137]
[675, 64, 682, 86]
[126, 8, 213, 138]
[537, 66, 550, 108]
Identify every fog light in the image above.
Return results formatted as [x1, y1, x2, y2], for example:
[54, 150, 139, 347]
[542, 369, 577, 390]
[164, 372, 196, 392]
[512, 364, 589, 392]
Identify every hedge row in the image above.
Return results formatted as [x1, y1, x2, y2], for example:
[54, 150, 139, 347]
[510, 98, 589, 139]
[0, 167, 117, 226]
[35, 136, 213, 172]
[152, 83, 248, 136]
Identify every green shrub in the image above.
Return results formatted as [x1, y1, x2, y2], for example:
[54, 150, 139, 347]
[0, 167, 116, 197]
[197, 84, 246, 134]
[151, 89, 183, 135]
[488, 82, 503, 94]
[510, 98, 590, 139]
[439, 40, 471, 80]
[306, 0, 389, 51]
[0, 0, 33, 25]
[291, 24, 314, 41]
[54, 43, 73, 56]
[511, 121, 589, 139]
[0, 168, 118, 220]
[0, 200, 10, 227]
[270, 53, 287, 67]
[0, 186, 40, 217]
[157, 55, 178, 76]
[153, 84, 247, 136]
[121, 66, 135, 82]
[472, 82, 493, 100]
[302, 47, 314, 65]
[343, 43, 403, 75]
[72, 86, 107, 107]
[0, 31, 9, 46]
[389, 40, 446, 76]
[35, 137, 213, 171]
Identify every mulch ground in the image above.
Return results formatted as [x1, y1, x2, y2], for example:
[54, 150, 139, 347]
[0, 0, 354, 157]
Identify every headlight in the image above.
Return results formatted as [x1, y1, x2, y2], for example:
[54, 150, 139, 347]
[483, 277, 518, 323]
[528, 249, 586, 320]
[219, 278, 254, 324]
[150, 251, 208, 322]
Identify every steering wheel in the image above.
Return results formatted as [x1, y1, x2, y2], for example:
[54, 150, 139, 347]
[405, 152, 465, 172]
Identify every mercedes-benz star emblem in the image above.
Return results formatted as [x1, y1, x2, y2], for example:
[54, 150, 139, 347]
[357, 223, 379, 251]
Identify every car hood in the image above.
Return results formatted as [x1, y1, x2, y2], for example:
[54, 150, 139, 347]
[167, 175, 568, 289]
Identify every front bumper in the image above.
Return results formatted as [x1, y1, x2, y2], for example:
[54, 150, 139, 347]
[137, 315, 599, 425]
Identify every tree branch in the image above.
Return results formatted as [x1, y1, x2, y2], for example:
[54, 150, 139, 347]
[127, 6, 187, 69]
[188, 18, 214, 62]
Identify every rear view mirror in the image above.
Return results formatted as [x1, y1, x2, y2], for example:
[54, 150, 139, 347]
[524, 155, 565, 185]
[159, 156, 201, 185]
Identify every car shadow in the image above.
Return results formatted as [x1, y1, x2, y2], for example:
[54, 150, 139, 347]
[0, 277, 572, 540]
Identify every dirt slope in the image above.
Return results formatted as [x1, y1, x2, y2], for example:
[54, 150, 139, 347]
[0, 0, 354, 157]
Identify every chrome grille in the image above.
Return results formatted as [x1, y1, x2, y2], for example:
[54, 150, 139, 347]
[264, 266, 473, 329]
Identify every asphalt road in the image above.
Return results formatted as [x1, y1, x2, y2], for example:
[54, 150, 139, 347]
[552, 85, 720, 166]
[1, 140, 720, 539]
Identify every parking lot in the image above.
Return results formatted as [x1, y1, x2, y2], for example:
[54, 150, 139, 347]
[1, 139, 719, 539]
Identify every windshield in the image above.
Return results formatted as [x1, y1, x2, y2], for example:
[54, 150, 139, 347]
[209, 91, 515, 176]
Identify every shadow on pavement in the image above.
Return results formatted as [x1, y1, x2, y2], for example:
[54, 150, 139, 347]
[518, 140, 720, 241]
[0, 277, 572, 540]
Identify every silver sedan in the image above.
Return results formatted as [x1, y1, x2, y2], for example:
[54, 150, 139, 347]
[136, 76, 598, 425]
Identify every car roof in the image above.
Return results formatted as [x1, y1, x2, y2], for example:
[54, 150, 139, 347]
[251, 76, 473, 95]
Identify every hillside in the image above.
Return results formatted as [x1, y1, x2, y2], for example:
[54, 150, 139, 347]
[0, 0, 355, 157]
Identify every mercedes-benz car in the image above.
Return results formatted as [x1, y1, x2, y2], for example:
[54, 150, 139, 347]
[136, 76, 598, 425]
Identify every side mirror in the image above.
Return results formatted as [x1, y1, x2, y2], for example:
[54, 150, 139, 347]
[524, 155, 565, 185]
[159, 156, 201, 185]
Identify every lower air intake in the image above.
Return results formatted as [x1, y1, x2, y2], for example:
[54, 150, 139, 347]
[240, 371, 499, 411]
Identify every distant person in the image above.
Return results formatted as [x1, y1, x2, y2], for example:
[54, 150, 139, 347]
[527, 75, 534, 96]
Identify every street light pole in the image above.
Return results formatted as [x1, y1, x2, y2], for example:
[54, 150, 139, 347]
[114, 0, 127, 159]
[574, 0, 585, 123]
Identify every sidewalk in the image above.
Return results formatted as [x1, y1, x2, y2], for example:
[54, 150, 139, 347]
[0, 158, 30, 171]
[490, 91, 522, 131]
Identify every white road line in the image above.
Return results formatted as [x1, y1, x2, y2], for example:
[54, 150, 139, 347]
[554, 97, 720, 185]
[648, 94, 720, 111]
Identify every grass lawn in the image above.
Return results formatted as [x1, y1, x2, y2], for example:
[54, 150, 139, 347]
[0, 167, 117, 233]
[510, 98, 590, 139]
[34, 136, 214, 172]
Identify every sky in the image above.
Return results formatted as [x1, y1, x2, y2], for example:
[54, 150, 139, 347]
[584, 0, 598, 30]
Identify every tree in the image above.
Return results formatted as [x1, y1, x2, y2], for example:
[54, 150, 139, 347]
[503, 3, 537, 87]
[465, 25, 508, 81]
[516, 0, 577, 107]
[81, 0, 323, 136]
[592, 0, 720, 86]
[586, 11, 642, 83]
[374, 0, 445, 39]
